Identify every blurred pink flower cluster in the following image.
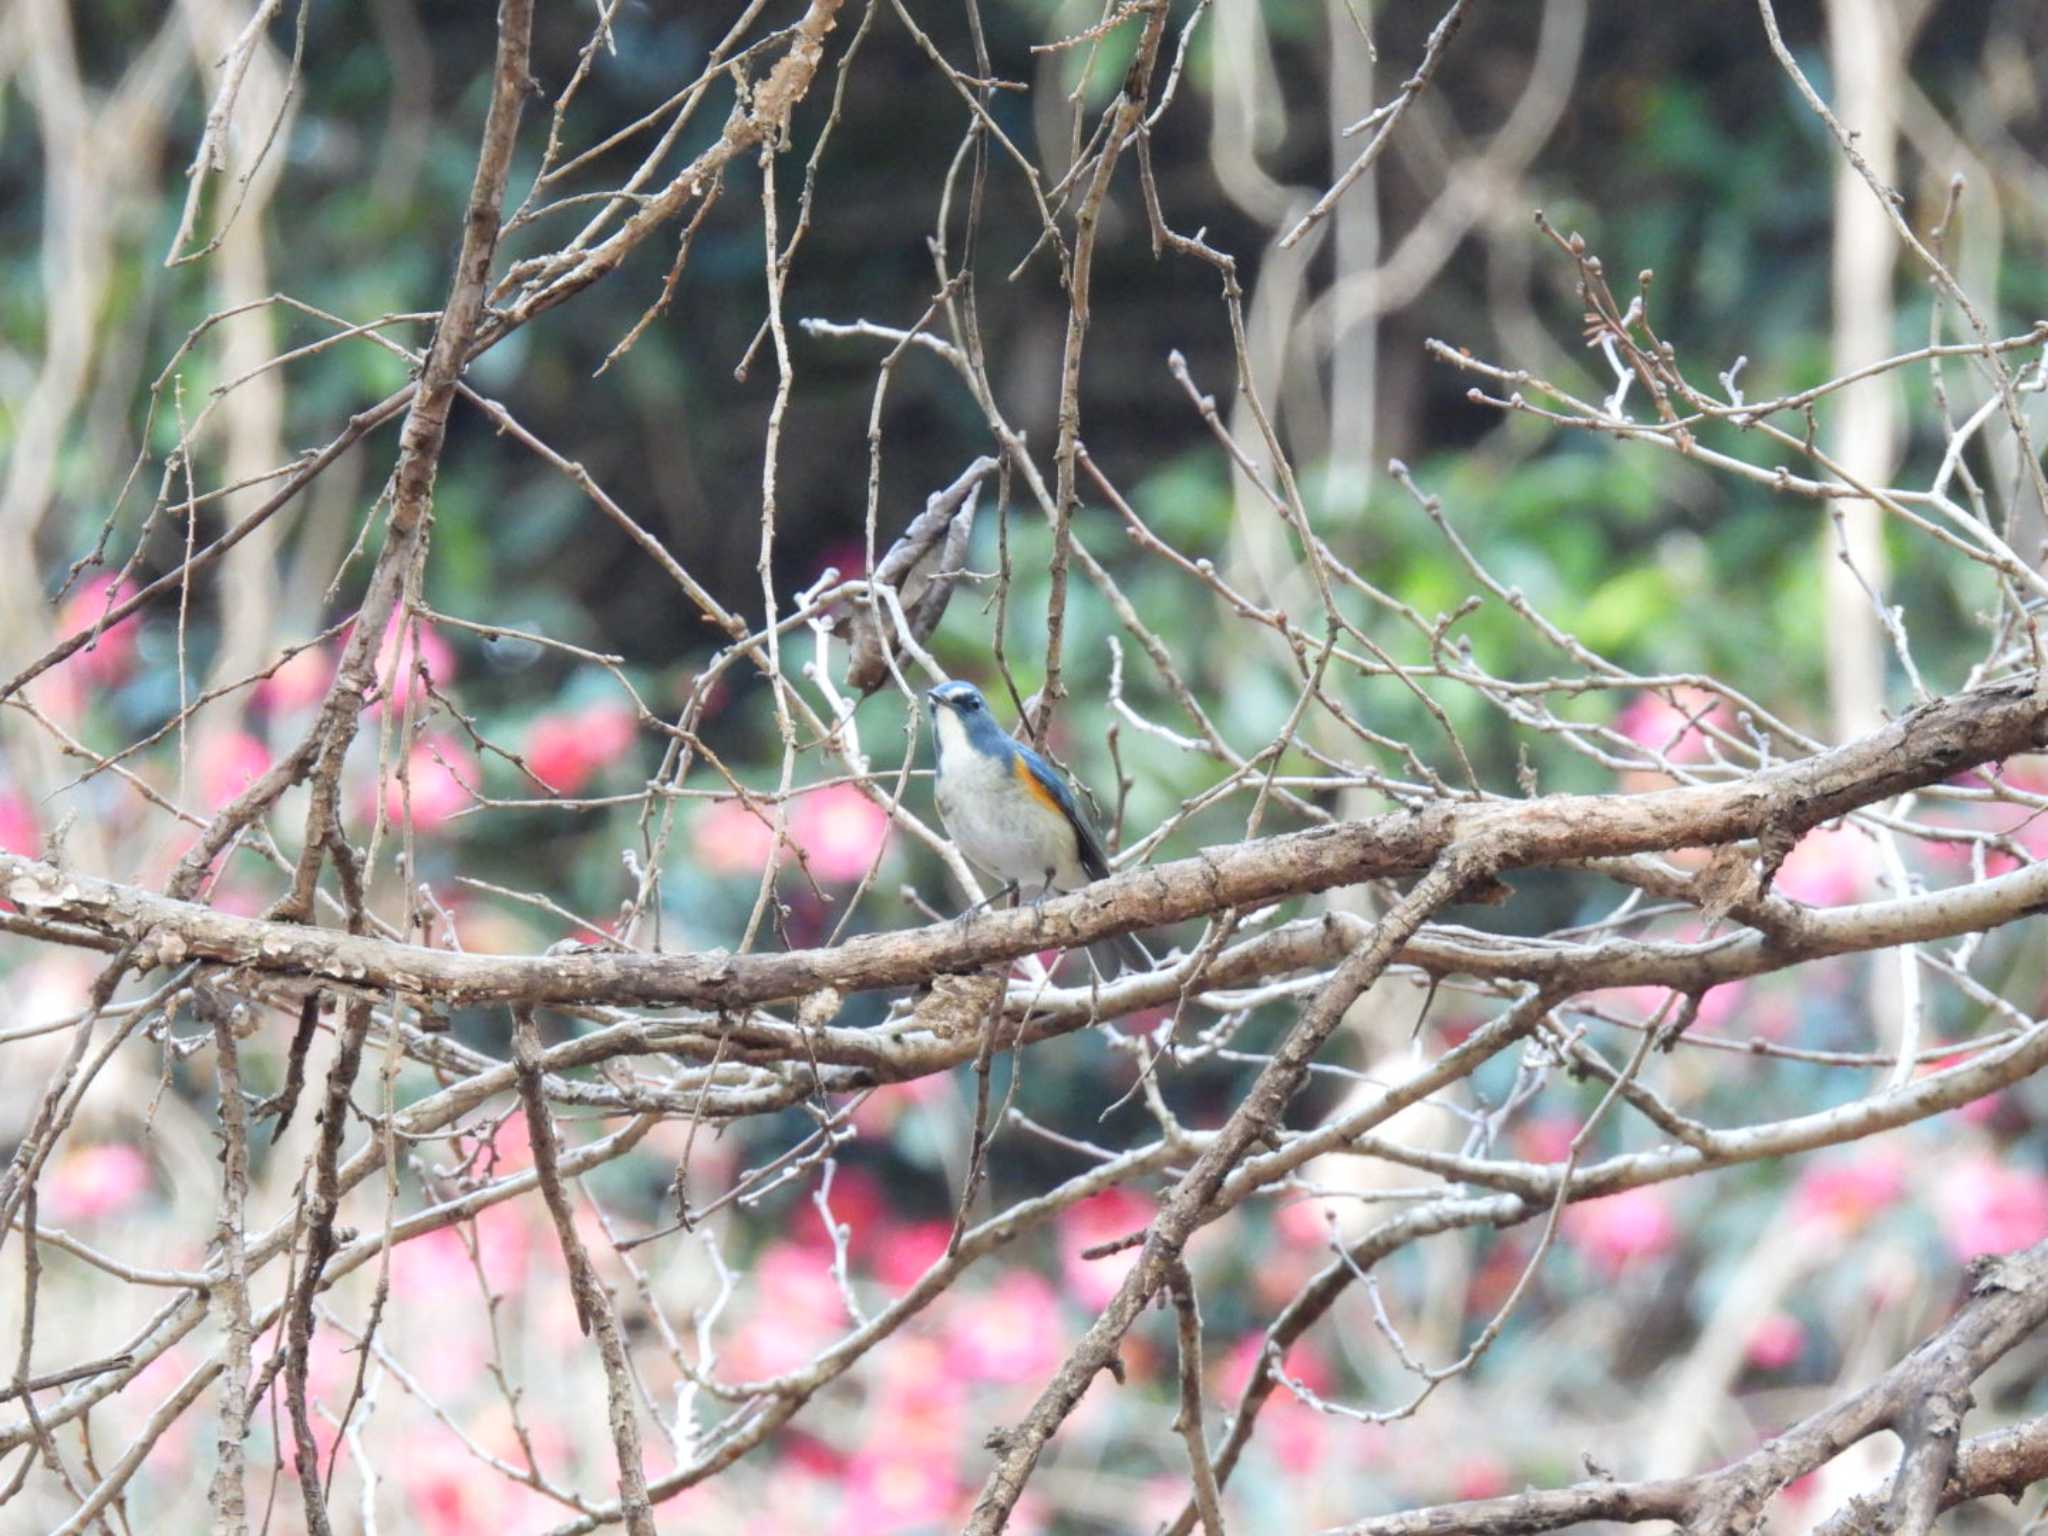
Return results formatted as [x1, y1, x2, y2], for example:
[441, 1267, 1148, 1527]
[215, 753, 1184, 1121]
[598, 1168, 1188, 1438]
[526, 703, 639, 795]
[37, 573, 142, 722]
[695, 782, 892, 882]
[1615, 686, 1730, 773]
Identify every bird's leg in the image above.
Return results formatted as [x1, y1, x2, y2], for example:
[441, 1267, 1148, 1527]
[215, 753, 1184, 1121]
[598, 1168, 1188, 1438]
[953, 879, 1019, 925]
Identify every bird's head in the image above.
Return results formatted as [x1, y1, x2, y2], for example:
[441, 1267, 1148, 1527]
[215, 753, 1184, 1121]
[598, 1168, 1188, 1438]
[927, 679, 1003, 758]
[927, 680, 990, 719]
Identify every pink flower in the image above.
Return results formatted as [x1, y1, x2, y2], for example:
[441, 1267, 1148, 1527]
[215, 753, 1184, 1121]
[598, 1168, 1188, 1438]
[382, 732, 476, 829]
[1215, 1337, 1334, 1474]
[403, 1423, 511, 1536]
[1775, 823, 1881, 906]
[390, 1202, 531, 1301]
[254, 643, 333, 712]
[44, 1142, 151, 1222]
[947, 1270, 1065, 1382]
[1696, 980, 1744, 1031]
[1273, 1198, 1335, 1249]
[870, 1221, 953, 1290]
[197, 729, 272, 810]
[841, 1451, 961, 1533]
[1452, 1454, 1512, 1502]
[1562, 1185, 1679, 1275]
[1795, 1147, 1907, 1233]
[1059, 1187, 1154, 1308]
[2004, 809, 2048, 861]
[363, 611, 455, 714]
[1937, 1156, 2048, 1261]
[1745, 1311, 1806, 1371]
[133, 1346, 199, 1472]
[1216, 1334, 1332, 1398]
[724, 1242, 849, 1379]
[526, 703, 639, 795]
[809, 1163, 885, 1255]
[1616, 687, 1728, 765]
[694, 798, 781, 877]
[791, 783, 890, 882]
[1515, 1114, 1581, 1165]
[56, 574, 141, 686]
[1919, 1053, 2004, 1126]
[0, 787, 36, 856]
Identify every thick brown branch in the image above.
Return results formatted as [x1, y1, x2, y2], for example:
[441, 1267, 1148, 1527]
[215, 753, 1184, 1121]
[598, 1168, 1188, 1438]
[1814, 1413, 2048, 1536]
[6, 679, 2044, 1012]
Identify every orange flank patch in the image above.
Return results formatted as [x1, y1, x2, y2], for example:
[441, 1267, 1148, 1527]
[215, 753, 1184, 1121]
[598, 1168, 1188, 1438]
[1011, 754, 1065, 815]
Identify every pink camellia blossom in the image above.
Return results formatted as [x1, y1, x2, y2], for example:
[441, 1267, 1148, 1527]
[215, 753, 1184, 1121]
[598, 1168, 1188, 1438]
[405, 1422, 513, 1536]
[253, 642, 333, 712]
[44, 1142, 151, 1223]
[791, 782, 890, 882]
[872, 1334, 968, 1441]
[1561, 1184, 1679, 1275]
[1274, 1197, 1336, 1249]
[197, 729, 271, 810]
[1452, 1454, 1512, 1502]
[947, 1270, 1065, 1383]
[1515, 1114, 1581, 1165]
[1794, 1146, 1907, 1234]
[809, 1163, 885, 1256]
[1215, 1336, 1334, 1474]
[526, 703, 639, 795]
[1616, 686, 1729, 765]
[723, 1242, 850, 1380]
[870, 1333, 968, 1450]
[841, 1450, 961, 1534]
[207, 883, 268, 918]
[1774, 823, 1881, 906]
[133, 1346, 199, 1473]
[869, 1218, 952, 1289]
[363, 611, 456, 714]
[389, 1200, 530, 1302]
[1695, 979, 1744, 1031]
[1984, 805, 2048, 875]
[381, 732, 477, 829]
[1745, 1311, 1806, 1371]
[1217, 1334, 1332, 1400]
[1059, 1186, 1155, 1308]
[1936, 1156, 2048, 1261]
[56, 574, 141, 686]
[694, 798, 781, 877]
[843, 1334, 974, 1512]
[0, 787, 36, 856]
[1919, 1053, 2003, 1127]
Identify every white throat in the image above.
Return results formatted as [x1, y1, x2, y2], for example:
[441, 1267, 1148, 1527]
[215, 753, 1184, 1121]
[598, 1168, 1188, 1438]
[932, 705, 974, 770]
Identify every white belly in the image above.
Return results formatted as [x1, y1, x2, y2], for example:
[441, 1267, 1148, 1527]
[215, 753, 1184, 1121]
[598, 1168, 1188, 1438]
[934, 725, 1086, 897]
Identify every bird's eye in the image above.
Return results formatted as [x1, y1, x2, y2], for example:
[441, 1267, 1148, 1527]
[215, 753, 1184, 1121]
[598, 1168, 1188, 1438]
[963, 697, 979, 711]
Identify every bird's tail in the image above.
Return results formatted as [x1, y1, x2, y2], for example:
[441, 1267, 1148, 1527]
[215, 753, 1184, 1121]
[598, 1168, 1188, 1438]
[1085, 928, 1155, 981]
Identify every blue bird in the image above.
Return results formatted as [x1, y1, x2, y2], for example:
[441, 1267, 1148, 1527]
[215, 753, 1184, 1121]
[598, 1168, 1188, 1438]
[926, 680, 1151, 975]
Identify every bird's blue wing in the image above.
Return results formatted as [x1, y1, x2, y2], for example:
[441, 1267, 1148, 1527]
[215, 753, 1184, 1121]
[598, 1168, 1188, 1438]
[1012, 744, 1113, 881]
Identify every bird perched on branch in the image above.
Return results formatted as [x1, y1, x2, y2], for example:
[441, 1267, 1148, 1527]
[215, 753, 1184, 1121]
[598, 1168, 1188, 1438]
[927, 679, 1151, 977]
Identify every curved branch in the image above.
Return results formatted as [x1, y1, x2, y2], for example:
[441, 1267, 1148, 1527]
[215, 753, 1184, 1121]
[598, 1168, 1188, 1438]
[1329, 1241, 2048, 1536]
